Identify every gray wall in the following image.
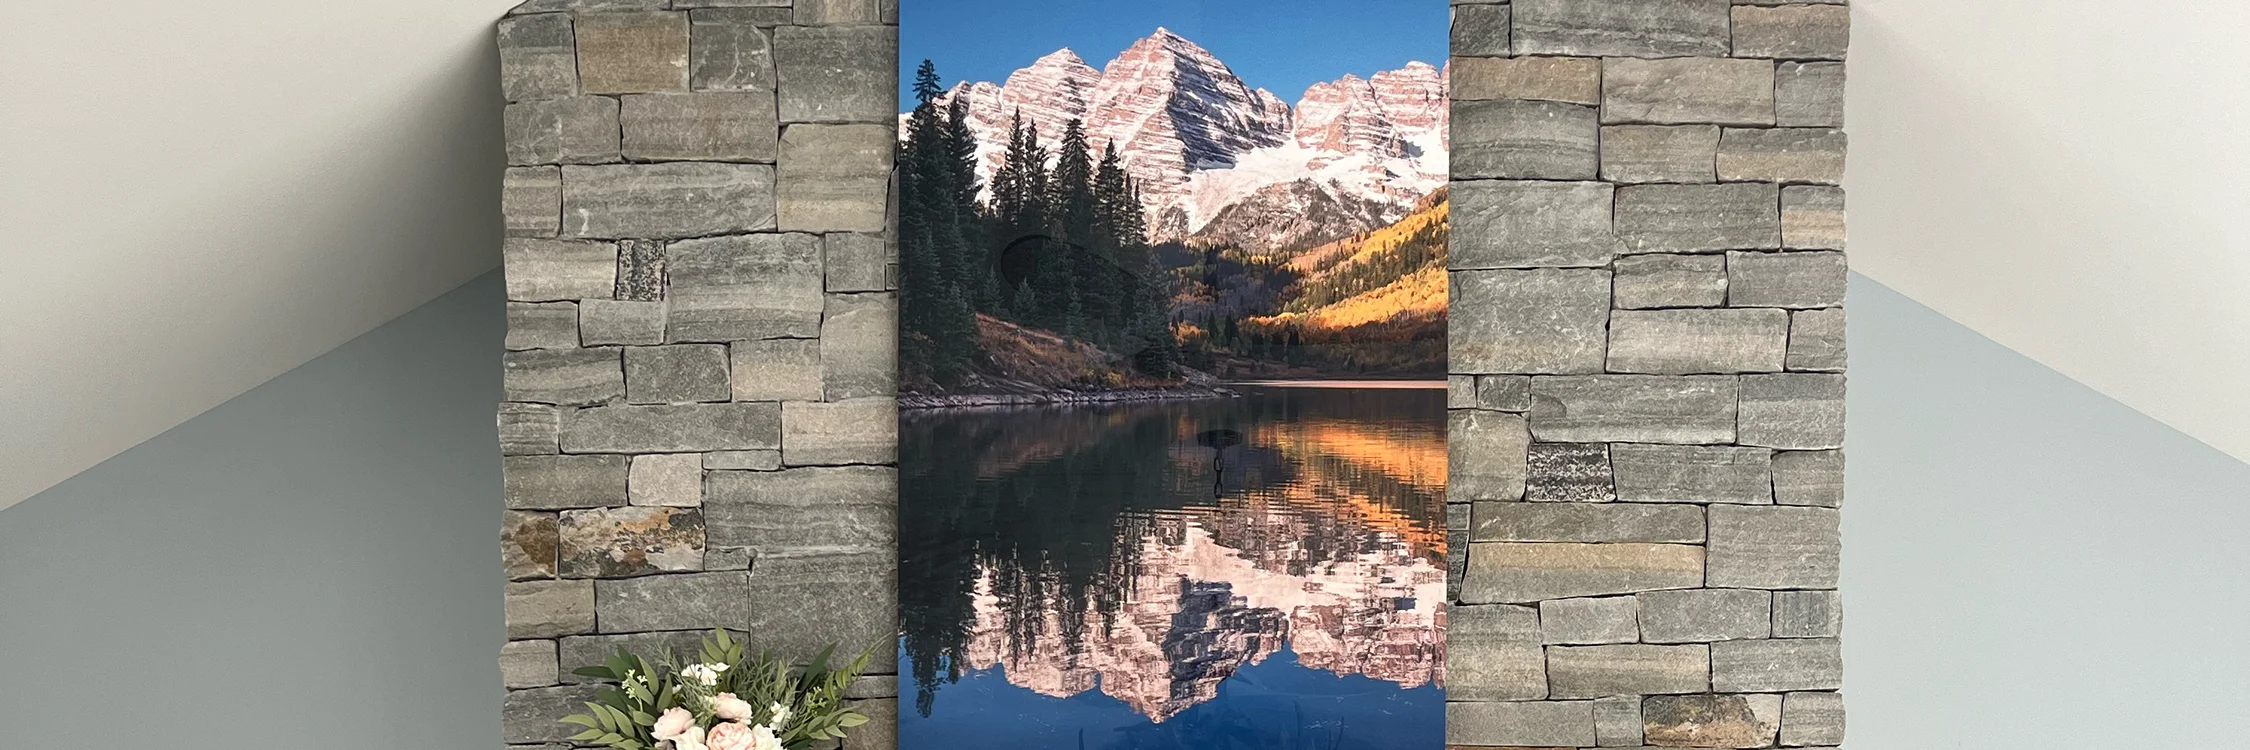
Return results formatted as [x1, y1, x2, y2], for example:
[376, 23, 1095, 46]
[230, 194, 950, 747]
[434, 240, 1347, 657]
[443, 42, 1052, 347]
[1846, 273, 2250, 746]
[0, 274, 506, 749]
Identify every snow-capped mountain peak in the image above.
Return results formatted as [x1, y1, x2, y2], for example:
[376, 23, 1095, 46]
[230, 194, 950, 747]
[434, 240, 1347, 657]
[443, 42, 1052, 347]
[918, 29, 1448, 247]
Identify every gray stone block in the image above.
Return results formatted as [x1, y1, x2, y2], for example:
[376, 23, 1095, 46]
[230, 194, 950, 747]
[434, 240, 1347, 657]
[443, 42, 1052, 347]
[1728, 251, 1846, 309]
[1781, 691, 1846, 746]
[500, 639, 559, 688]
[1600, 124, 1720, 184]
[1738, 372, 1846, 449]
[1527, 375, 1738, 444]
[704, 450, 783, 471]
[504, 454, 629, 509]
[502, 683, 602, 744]
[498, 403, 561, 456]
[1477, 375, 1533, 412]
[507, 302, 580, 351]
[1593, 695, 1645, 747]
[505, 166, 563, 237]
[1732, 3, 1850, 60]
[774, 26, 897, 123]
[1608, 308, 1789, 374]
[1773, 590, 1843, 638]
[559, 506, 706, 577]
[1525, 442, 1615, 502]
[624, 344, 731, 404]
[556, 630, 717, 683]
[732, 338, 824, 401]
[1643, 693, 1783, 749]
[1776, 62, 1846, 127]
[497, 13, 577, 102]
[666, 233, 823, 341]
[579, 299, 666, 346]
[1448, 604, 1548, 700]
[825, 233, 891, 292]
[1451, 3, 1512, 57]
[1718, 127, 1847, 185]
[508, 0, 667, 12]
[505, 96, 621, 166]
[1451, 181, 1621, 269]
[1462, 542, 1704, 603]
[574, 12, 690, 95]
[1616, 183, 1780, 255]
[705, 466, 894, 549]
[1788, 307, 1846, 371]
[1475, 502, 1706, 544]
[794, 0, 882, 24]
[778, 124, 894, 232]
[821, 294, 898, 400]
[783, 398, 897, 466]
[503, 510, 561, 580]
[678, 0, 795, 11]
[1453, 100, 1600, 180]
[846, 674, 899, 699]
[1603, 57, 1776, 126]
[1708, 504, 1841, 588]
[1711, 637, 1843, 691]
[1547, 644, 1710, 698]
[1639, 588, 1772, 643]
[1539, 596, 1641, 645]
[505, 579, 596, 639]
[742, 547, 895, 664]
[1611, 444, 1774, 504]
[842, 697, 896, 750]
[629, 453, 704, 507]
[561, 402, 783, 453]
[1448, 376, 1478, 409]
[614, 239, 664, 302]
[622, 92, 779, 163]
[1771, 449, 1844, 507]
[1452, 268, 1613, 374]
[562, 163, 777, 239]
[505, 348, 624, 406]
[1781, 185, 1847, 249]
[1446, 700, 1596, 748]
[1613, 253, 1728, 309]
[688, 10, 779, 94]
[596, 571, 751, 632]
[1451, 56, 1602, 104]
[1450, 409, 1531, 501]
[505, 239, 617, 302]
[1513, 0, 1731, 57]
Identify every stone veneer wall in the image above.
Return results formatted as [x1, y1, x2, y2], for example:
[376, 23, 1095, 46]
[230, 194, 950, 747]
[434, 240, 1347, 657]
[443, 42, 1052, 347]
[1445, 1, 1848, 748]
[490, 1, 899, 748]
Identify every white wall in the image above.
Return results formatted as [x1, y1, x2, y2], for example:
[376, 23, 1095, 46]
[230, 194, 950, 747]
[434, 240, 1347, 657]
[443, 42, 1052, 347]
[1845, 274, 2250, 748]
[1850, 0, 2250, 463]
[0, 0, 519, 510]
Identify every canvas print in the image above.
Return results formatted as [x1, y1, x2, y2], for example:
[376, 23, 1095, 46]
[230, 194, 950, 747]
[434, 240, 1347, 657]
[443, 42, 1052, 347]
[897, 2, 1450, 747]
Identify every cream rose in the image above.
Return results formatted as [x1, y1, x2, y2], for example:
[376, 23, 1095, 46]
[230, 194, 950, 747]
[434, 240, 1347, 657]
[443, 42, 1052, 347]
[670, 724, 708, 750]
[652, 707, 696, 741]
[703, 721, 779, 750]
[711, 692, 754, 721]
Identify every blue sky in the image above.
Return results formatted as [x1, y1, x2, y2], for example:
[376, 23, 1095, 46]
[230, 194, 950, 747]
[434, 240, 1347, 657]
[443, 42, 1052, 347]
[900, 0, 1447, 110]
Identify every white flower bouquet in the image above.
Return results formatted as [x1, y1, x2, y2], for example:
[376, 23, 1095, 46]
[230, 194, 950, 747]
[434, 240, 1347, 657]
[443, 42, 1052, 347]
[562, 629, 875, 750]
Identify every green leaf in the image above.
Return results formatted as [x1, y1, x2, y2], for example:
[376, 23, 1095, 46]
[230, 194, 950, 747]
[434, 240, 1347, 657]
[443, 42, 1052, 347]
[569, 728, 606, 741]
[838, 712, 869, 727]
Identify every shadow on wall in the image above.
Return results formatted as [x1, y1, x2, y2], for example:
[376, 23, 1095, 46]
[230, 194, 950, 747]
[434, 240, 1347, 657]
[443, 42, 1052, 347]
[0, 270, 509, 749]
[1844, 273, 2250, 748]
[0, 6, 512, 511]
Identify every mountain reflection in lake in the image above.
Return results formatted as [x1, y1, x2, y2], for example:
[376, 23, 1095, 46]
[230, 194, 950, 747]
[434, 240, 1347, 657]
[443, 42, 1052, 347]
[899, 383, 1447, 750]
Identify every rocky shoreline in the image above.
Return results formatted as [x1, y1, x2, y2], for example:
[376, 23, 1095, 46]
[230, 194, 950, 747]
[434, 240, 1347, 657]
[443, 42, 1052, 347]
[897, 385, 1238, 410]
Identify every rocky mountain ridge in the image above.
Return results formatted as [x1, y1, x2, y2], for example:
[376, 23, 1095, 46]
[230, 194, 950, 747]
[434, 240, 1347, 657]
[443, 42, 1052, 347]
[917, 29, 1447, 249]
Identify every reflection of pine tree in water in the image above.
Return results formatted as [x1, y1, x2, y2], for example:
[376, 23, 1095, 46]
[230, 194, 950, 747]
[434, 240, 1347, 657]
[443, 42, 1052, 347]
[899, 388, 1448, 718]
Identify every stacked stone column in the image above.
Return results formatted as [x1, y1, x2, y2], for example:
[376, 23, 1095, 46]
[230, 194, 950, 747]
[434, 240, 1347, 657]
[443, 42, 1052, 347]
[492, 1, 899, 748]
[1447, 1, 1847, 747]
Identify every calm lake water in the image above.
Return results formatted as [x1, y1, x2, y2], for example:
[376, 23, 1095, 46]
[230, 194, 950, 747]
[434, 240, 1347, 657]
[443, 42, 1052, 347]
[898, 383, 1448, 750]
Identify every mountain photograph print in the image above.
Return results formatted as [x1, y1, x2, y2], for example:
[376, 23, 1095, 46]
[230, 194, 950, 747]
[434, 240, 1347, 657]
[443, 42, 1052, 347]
[897, 1, 1449, 747]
